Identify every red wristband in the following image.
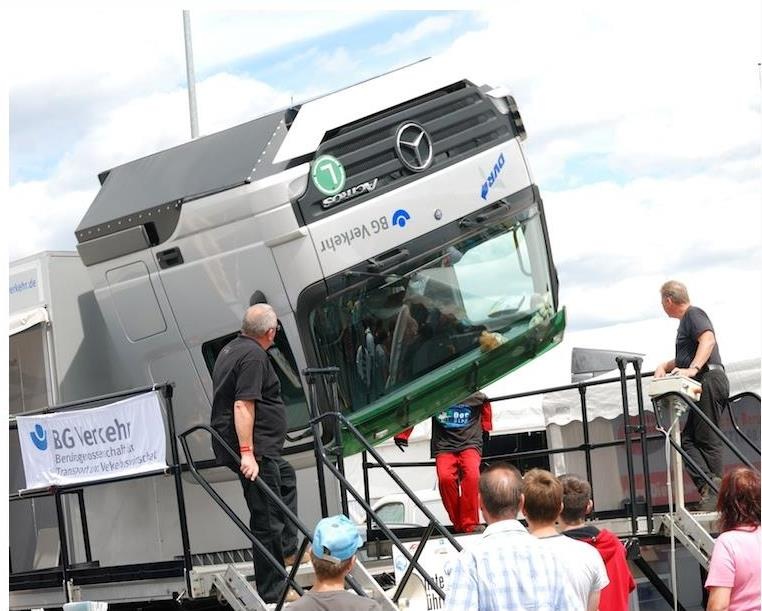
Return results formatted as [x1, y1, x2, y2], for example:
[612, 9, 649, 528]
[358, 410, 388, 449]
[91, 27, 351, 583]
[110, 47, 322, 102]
[239, 445, 252, 454]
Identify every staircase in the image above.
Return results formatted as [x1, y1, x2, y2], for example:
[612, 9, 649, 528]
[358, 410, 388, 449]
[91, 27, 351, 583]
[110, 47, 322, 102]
[657, 510, 717, 569]
[195, 554, 397, 610]
[651, 389, 760, 572]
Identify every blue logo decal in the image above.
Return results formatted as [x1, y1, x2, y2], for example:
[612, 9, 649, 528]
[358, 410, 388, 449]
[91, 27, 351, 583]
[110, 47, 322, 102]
[435, 404, 476, 430]
[480, 152, 506, 200]
[391, 209, 411, 228]
[30, 424, 48, 451]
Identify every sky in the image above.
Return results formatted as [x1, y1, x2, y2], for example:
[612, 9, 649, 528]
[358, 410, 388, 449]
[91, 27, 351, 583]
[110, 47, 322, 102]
[5, 3, 762, 368]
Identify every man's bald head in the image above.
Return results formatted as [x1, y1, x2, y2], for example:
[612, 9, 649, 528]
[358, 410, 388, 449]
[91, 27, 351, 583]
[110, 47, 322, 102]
[479, 462, 524, 521]
[242, 304, 278, 338]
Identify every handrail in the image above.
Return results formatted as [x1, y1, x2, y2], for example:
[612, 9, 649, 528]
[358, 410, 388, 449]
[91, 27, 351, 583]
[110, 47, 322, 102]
[485, 369, 657, 402]
[304, 366, 461, 603]
[310, 413, 450, 602]
[8, 382, 174, 428]
[651, 390, 759, 494]
[8, 383, 192, 602]
[727, 392, 761, 454]
[311, 410, 461, 602]
[616, 356, 643, 535]
[177, 424, 367, 610]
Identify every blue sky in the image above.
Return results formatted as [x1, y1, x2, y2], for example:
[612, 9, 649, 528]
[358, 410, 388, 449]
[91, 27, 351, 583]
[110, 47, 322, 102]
[6, 4, 761, 362]
[9, 10, 478, 184]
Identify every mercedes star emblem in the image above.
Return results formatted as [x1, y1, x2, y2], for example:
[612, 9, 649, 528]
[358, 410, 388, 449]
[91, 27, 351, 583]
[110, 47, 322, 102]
[395, 122, 434, 172]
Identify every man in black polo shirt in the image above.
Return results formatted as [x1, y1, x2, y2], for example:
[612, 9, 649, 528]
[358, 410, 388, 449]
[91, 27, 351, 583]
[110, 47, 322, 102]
[210, 303, 298, 603]
[656, 280, 729, 510]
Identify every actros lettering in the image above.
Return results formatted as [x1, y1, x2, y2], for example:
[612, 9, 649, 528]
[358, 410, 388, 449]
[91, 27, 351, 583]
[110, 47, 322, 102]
[480, 152, 506, 200]
[322, 178, 379, 208]
[319, 215, 389, 253]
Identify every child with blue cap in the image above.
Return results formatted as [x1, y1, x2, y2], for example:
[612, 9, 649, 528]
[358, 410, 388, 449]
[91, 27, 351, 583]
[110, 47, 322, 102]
[287, 515, 380, 610]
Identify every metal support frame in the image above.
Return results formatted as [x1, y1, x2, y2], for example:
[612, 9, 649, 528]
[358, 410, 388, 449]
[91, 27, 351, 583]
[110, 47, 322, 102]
[631, 555, 688, 611]
[578, 385, 596, 516]
[161, 384, 194, 596]
[726, 392, 761, 454]
[354, 366, 758, 610]
[178, 424, 370, 611]
[616, 357, 641, 535]
[9, 383, 193, 601]
[631, 359, 654, 533]
[303, 367, 463, 603]
[651, 391, 759, 495]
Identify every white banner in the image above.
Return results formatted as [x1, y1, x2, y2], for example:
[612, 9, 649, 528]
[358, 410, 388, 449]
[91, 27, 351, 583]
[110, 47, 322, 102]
[16, 391, 167, 490]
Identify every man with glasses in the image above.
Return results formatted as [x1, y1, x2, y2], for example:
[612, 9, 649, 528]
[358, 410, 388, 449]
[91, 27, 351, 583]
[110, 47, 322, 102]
[210, 303, 299, 603]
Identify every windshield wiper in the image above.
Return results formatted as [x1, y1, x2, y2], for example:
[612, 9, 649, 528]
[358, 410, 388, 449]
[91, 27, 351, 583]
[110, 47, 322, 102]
[344, 270, 403, 281]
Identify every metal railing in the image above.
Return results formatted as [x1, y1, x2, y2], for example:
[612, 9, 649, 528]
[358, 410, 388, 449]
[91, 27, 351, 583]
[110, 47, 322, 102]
[176, 367, 460, 607]
[362, 364, 660, 534]
[178, 424, 372, 610]
[726, 392, 761, 454]
[304, 367, 462, 603]
[356, 361, 760, 610]
[8, 383, 192, 603]
[651, 390, 760, 495]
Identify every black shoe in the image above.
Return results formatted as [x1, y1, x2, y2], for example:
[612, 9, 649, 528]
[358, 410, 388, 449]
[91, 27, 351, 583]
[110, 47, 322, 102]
[697, 477, 721, 512]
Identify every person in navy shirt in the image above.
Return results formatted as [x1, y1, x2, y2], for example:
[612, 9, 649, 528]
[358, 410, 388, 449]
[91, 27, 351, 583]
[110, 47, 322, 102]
[395, 392, 492, 532]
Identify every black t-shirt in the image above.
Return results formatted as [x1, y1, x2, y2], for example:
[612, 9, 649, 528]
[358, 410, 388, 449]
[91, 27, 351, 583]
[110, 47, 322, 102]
[210, 334, 287, 462]
[430, 393, 486, 456]
[675, 306, 722, 369]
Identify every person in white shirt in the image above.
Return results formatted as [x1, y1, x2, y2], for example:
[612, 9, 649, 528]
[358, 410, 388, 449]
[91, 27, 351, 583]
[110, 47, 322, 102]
[523, 468, 609, 611]
[445, 462, 573, 611]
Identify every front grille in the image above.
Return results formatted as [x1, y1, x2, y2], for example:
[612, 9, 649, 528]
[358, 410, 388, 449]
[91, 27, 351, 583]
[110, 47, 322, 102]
[296, 81, 516, 224]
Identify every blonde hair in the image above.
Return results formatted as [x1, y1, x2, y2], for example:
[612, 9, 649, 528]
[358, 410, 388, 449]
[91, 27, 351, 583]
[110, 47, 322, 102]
[523, 468, 563, 523]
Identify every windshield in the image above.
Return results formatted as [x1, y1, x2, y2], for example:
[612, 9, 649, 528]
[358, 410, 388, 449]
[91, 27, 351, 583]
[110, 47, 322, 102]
[309, 203, 554, 413]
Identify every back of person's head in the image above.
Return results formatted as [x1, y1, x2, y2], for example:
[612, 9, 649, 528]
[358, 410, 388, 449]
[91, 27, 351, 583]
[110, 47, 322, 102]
[479, 462, 523, 520]
[559, 474, 592, 524]
[717, 467, 761, 533]
[523, 468, 563, 524]
[311, 515, 363, 581]
[242, 303, 277, 337]
[660, 280, 690, 304]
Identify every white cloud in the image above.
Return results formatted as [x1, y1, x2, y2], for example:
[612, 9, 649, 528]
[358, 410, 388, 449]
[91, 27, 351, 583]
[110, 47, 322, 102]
[8, 181, 97, 258]
[438, 3, 760, 181]
[7, 8, 379, 93]
[7, 4, 761, 363]
[8, 9, 380, 180]
[371, 15, 457, 56]
[8, 71, 292, 259]
[309, 47, 360, 76]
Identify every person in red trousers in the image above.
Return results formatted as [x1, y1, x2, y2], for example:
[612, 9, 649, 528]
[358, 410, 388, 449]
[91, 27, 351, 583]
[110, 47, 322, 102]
[394, 392, 492, 533]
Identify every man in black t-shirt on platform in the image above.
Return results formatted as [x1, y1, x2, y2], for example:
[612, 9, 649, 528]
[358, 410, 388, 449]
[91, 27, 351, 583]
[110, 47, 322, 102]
[210, 303, 298, 603]
[656, 280, 729, 510]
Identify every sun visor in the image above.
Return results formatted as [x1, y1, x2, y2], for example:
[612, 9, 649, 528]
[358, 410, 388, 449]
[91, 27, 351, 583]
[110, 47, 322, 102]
[272, 59, 462, 164]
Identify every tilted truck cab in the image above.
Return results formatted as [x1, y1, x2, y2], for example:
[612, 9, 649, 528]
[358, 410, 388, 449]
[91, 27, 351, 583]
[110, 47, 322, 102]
[72, 60, 563, 463]
[10, 59, 563, 585]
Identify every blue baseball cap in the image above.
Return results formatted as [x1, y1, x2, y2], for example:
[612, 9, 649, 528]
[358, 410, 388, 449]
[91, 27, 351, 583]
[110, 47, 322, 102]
[312, 515, 363, 564]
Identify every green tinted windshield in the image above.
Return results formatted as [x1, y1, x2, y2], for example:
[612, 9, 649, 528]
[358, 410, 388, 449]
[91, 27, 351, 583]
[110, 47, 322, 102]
[309, 203, 555, 414]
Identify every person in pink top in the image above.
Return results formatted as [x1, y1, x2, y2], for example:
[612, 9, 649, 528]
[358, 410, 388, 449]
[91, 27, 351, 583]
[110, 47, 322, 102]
[705, 467, 761, 611]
